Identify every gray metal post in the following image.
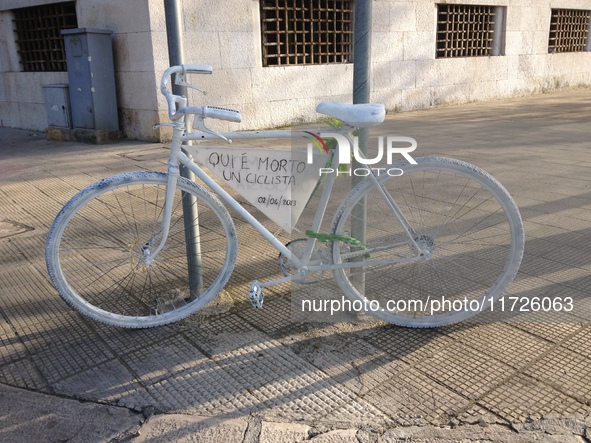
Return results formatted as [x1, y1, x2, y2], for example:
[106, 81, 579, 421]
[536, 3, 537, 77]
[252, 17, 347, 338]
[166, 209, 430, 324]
[353, 0, 372, 106]
[164, 0, 203, 297]
[350, 0, 372, 292]
[492, 7, 505, 56]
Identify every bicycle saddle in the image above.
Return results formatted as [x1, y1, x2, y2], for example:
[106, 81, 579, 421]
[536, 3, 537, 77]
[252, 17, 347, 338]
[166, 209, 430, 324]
[316, 102, 385, 128]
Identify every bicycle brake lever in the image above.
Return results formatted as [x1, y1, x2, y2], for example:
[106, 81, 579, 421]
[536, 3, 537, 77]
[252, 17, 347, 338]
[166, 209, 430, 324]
[175, 72, 207, 95]
[193, 115, 231, 143]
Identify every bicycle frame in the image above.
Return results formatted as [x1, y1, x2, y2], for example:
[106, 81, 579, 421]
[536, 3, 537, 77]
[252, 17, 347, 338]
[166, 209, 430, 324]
[144, 118, 424, 289]
[44, 64, 524, 329]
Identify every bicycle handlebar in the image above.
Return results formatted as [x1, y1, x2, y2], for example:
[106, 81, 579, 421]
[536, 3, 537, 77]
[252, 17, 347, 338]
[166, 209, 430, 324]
[160, 64, 213, 121]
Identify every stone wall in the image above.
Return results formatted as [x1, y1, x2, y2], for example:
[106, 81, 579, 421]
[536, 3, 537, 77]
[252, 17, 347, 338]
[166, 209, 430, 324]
[1, 0, 590, 141]
[0, 0, 162, 140]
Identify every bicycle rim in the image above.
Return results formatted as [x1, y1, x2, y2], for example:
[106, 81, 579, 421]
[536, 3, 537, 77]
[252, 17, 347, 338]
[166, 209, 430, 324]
[46, 172, 237, 328]
[331, 157, 524, 327]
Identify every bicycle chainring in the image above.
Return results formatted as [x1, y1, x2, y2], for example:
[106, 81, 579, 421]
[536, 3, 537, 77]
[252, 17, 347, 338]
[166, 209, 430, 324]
[278, 239, 331, 284]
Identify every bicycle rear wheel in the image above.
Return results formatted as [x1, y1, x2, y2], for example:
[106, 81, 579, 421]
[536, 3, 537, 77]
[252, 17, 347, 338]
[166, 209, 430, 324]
[46, 171, 237, 328]
[331, 157, 524, 327]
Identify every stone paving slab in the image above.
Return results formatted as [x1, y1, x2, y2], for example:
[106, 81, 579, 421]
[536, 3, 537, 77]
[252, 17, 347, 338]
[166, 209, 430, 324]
[380, 423, 588, 443]
[134, 414, 248, 443]
[1, 88, 591, 441]
[0, 383, 141, 443]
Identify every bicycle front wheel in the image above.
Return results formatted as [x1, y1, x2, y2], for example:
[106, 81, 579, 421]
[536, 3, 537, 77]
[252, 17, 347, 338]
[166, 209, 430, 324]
[331, 157, 524, 327]
[46, 171, 237, 328]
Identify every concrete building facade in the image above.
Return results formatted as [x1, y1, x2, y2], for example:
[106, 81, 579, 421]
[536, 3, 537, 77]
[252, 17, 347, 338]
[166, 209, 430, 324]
[1, 0, 590, 141]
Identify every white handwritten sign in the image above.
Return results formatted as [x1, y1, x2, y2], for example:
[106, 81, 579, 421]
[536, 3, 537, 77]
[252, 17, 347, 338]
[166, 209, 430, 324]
[185, 145, 329, 232]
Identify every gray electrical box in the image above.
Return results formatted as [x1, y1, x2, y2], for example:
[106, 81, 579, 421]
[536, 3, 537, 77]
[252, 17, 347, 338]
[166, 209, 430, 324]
[43, 84, 72, 128]
[62, 28, 118, 131]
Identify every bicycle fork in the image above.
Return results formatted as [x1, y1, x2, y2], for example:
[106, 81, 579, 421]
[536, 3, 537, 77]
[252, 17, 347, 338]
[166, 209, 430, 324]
[141, 125, 185, 266]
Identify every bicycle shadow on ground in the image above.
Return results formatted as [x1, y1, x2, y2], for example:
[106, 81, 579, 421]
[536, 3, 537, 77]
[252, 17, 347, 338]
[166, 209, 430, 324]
[2, 232, 591, 440]
[2, 125, 591, 438]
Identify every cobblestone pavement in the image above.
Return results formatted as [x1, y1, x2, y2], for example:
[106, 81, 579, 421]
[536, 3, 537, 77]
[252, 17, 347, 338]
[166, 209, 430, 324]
[1, 88, 591, 442]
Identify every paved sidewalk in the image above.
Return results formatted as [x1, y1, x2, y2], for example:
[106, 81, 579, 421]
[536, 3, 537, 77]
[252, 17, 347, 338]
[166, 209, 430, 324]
[1, 87, 591, 442]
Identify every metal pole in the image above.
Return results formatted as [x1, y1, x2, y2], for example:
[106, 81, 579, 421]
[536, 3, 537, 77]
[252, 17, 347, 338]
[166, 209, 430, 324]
[164, 0, 203, 297]
[353, 0, 372, 106]
[350, 0, 372, 292]
[491, 6, 504, 56]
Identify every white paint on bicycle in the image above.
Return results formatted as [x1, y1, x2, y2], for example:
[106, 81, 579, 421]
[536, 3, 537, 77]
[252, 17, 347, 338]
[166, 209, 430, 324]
[186, 145, 329, 232]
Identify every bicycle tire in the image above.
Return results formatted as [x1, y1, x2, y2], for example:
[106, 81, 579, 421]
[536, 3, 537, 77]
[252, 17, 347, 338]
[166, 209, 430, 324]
[331, 157, 524, 327]
[46, 171, 237, 328]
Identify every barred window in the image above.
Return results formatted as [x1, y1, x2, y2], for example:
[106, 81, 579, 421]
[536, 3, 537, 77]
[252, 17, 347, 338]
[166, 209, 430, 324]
[436, 4, 505, 58]
[259, 0, 354, 66]
[548, 9, 591, 53]
[12, 2, 78, 72]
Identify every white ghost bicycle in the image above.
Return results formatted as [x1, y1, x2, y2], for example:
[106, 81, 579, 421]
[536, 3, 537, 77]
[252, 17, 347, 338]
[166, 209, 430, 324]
[46, 65, 524, 328]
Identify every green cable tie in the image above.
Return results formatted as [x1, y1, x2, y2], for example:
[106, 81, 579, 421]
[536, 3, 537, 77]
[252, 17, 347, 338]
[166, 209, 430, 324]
[305, 230, 370, 257]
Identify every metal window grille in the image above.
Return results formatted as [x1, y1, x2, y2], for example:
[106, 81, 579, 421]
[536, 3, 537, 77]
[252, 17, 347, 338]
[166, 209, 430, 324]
[13, 2, 78, 72]
[260, 0, 354, 66]
[548, 9, 591, 53]
[436, 4, 498, 58]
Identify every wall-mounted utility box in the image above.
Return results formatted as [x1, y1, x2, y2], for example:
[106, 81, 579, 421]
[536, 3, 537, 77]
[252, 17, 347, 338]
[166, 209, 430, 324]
[43, 84, 72, 128]
[62, 28, 118, 131]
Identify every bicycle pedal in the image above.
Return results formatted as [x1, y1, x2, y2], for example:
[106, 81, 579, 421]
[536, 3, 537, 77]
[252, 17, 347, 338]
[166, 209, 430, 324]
[249, 280, 264, 309]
